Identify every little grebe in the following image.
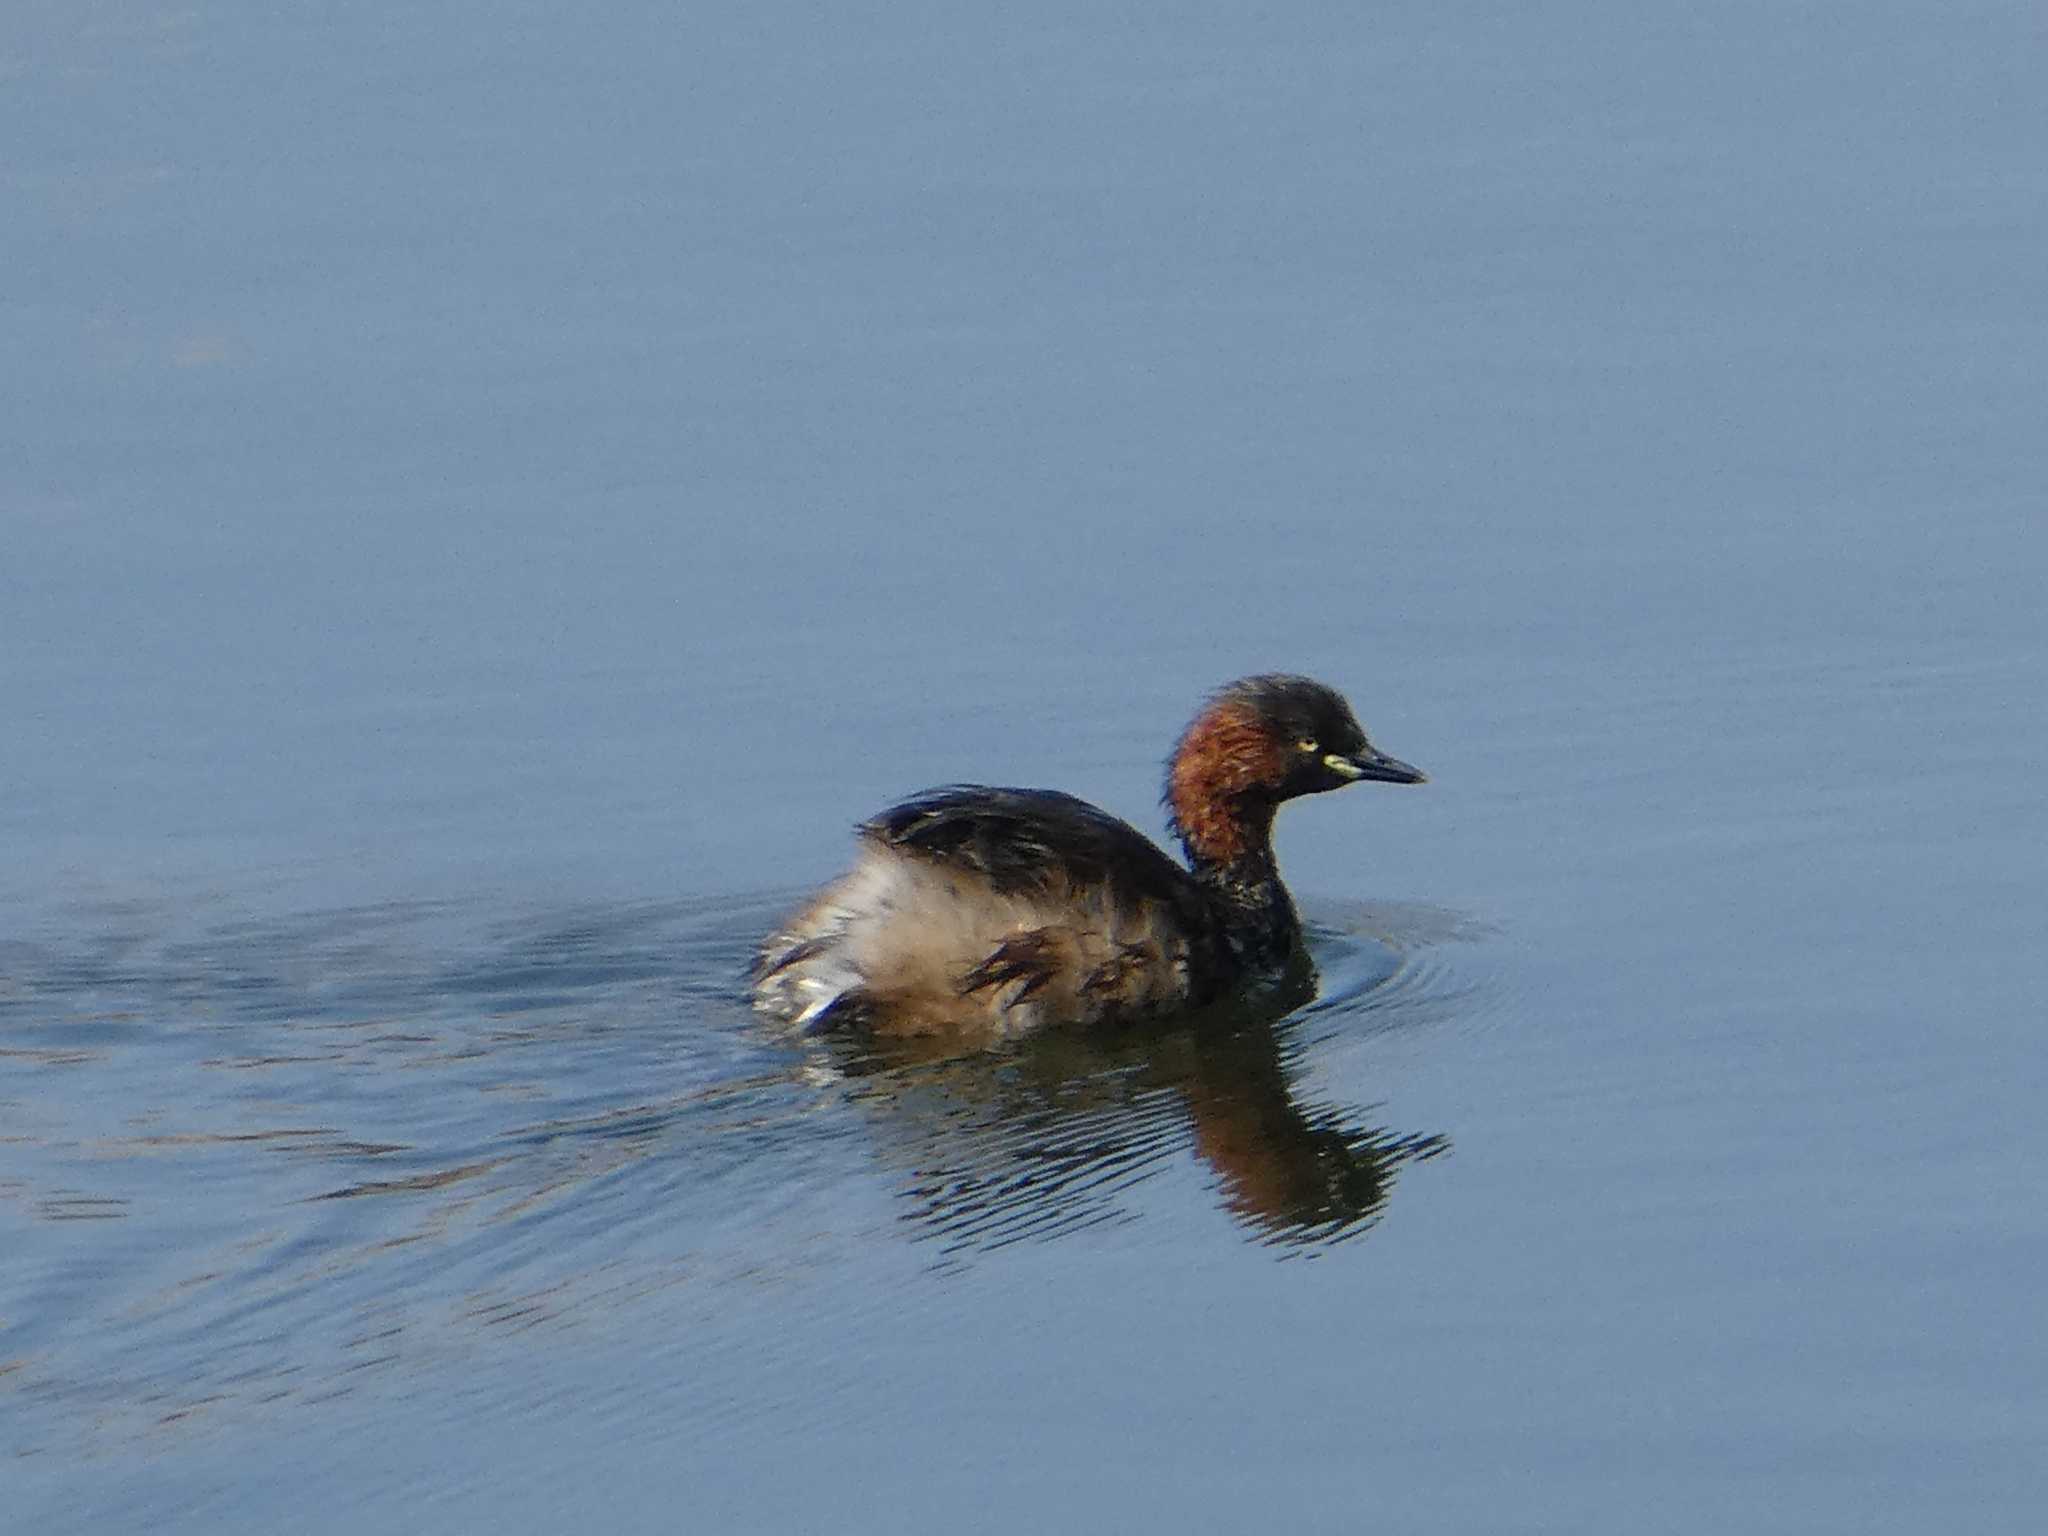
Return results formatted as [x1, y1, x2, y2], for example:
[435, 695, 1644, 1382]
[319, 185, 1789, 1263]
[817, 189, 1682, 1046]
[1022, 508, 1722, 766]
[751, 674, 1424, 1038]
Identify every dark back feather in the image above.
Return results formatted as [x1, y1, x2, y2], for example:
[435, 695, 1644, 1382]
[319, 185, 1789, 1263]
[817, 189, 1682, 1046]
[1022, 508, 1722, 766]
[861, 786, 1209, 919]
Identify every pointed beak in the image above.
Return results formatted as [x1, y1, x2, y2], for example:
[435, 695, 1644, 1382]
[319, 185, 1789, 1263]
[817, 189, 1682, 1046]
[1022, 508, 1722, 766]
[1324, 749, 1427, 785]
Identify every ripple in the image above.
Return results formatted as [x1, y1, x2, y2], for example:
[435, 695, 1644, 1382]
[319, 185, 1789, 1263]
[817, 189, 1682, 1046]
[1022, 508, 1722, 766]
[0, 884, 1496, 1451]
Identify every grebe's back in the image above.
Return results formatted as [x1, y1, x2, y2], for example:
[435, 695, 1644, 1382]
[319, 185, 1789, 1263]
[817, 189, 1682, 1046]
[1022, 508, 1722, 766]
[752, 786, 1221, 1038]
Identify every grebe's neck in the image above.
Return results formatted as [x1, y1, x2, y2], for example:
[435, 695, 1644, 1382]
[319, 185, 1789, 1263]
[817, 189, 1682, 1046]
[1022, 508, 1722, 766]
[1165, 697, 1307, 971]
[1180, 803, 1304, 973]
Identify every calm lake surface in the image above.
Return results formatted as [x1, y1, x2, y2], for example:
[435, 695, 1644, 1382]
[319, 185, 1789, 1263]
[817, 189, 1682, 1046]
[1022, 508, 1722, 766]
[6, 3, 2045, 1530]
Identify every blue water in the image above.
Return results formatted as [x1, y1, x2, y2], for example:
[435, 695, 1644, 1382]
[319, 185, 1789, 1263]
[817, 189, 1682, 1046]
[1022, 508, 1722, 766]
[6, 3, 2046, 1530]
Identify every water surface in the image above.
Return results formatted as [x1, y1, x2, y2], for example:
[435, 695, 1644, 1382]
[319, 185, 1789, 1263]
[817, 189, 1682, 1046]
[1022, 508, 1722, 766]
[5, 2, 2046, 1531]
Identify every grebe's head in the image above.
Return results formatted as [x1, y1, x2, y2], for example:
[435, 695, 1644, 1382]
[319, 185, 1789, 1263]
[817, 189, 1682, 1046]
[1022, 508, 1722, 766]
[1165, 675, 1424, 866]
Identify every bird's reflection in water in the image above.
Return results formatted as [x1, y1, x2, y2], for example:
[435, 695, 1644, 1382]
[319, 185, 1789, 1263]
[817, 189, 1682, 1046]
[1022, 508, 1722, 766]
[821, 970, 1448, 1255]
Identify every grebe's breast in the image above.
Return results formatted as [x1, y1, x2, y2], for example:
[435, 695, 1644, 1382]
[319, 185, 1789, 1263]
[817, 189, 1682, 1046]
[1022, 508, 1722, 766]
[752, 786, 1226, 1039]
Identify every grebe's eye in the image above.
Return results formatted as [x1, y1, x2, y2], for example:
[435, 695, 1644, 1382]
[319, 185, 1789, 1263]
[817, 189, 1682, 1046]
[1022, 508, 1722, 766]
[1296, 737, 1318, 754]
